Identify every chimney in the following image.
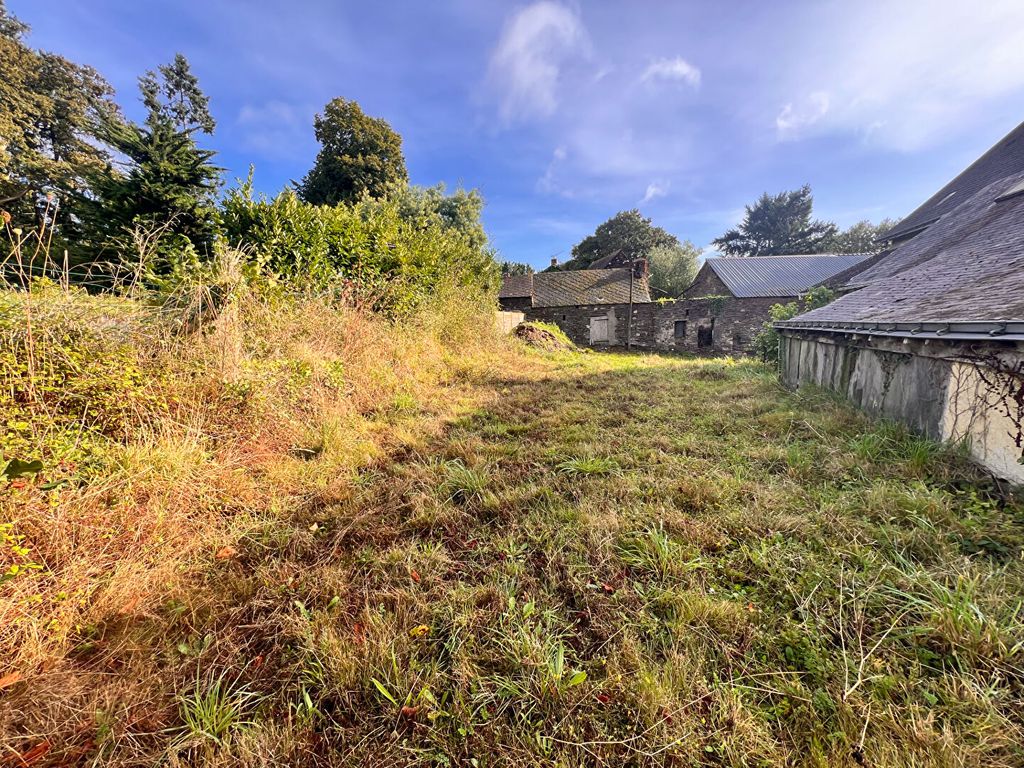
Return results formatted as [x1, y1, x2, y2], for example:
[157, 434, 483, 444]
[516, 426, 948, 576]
[634, 258, 648, 279]
[550, 256, 559, 268]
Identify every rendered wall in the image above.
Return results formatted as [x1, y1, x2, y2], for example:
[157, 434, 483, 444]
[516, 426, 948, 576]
[779, 331, 1024, 485]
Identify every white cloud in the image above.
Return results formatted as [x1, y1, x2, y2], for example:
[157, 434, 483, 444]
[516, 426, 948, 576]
[639, 181, 669, 204]
[640, 57, 701, 88]
[486, 1, 589, 124]
[236, 101, 308, 156]
[775, 0, 1024, 149]
[775, 91, 830, 139]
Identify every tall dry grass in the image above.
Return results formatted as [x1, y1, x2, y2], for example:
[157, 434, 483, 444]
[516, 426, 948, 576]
[0, 250, 505, 693]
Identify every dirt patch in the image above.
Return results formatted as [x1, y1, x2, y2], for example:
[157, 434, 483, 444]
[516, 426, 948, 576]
[512, 322, 575, 351]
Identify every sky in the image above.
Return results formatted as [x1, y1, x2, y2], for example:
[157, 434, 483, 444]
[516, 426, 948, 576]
[12, 0, 1024, 269]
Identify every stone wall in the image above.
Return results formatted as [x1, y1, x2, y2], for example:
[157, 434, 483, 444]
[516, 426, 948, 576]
[522, 294, 784, 355]
[779, 330, 1024, 485]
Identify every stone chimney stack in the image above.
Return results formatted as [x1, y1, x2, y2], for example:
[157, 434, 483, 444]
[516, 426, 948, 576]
[550, 256, 559, 268]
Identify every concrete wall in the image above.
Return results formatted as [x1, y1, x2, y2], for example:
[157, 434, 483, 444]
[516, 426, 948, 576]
[495, 311, 525, 334]
[779, 330, 1024, 485]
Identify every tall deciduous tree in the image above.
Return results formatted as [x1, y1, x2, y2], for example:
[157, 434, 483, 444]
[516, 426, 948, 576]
[647, 241, 700, 298]
[713, 185, 837, 256]
[0, 2, 117, 229]
[299, 98, 407, 206]
[562, 209, 678, 271]
[827, 218, 900, 254]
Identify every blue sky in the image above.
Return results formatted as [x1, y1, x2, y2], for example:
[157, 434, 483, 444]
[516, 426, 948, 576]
[13, 0, 1024, 269]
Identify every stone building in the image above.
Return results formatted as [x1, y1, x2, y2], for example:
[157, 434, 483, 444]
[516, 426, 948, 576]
[678, 254, 868, 352]
[777, 120, 1024, 484]
[499, 254, 866, 354]
[499, 268, 652, 347]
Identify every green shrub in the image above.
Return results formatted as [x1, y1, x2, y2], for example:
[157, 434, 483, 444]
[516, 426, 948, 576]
[220, 178, 499, 314]
[752, 285, 834, 363]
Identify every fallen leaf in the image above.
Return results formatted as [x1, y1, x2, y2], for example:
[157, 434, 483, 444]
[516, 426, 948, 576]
[400, 705, 419, 719]
[215, 546, 238, 560]
[118, 595, 142, 615]
[13, 740, 51, 766]
[409, 624, 430, 638]
[410, 569, 421, 583]
[595, 693, 611, 704]
[601, 582, 615, 595]
[0, 671, 22, 690]
[252, 654, 264, 669]
[353, 622, 365, 644]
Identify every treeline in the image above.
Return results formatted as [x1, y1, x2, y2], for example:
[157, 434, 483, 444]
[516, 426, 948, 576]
[538, 187, 896, 300]
[0, 3, 497, 311]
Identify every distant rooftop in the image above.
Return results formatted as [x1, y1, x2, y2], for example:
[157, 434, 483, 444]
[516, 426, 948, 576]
[704, 254, 870, 298]
[499, 268, 650, 307]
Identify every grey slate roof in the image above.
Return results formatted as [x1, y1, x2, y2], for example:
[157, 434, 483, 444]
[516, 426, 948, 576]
[588, 249, 632, 270]
[498, 273, 533, 298]
[882, 120, 1024, 242]
[532, 268, 650, 307]
[781, 171, 1024, 332]
[704, 254, 869, 298]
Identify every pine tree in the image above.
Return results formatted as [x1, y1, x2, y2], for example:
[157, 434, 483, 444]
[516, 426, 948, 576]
[713, 186, 837, 256]
[76, 55, 221, 272]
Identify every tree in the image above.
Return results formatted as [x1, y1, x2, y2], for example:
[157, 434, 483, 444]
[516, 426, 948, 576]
[561, 209, 678, 271]
[391, 184, 489, 254]
[827, 218, 900, 254]
[138, 53, 215, 134]
[501, 261, 532, 277]
[713, 185, 837, 257]
[299, 98, 407, 206]
[0, 2, 117, 229]
[76, 55, 221, 269]
[647, 241, 700, 298]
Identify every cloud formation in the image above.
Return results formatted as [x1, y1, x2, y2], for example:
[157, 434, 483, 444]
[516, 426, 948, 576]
[486, 1, 589, 124]
[640, 57, 701, 88]
[774, 0, 1024, 149]
[639, 181, 669, 204]
[775, 91, 830, 139]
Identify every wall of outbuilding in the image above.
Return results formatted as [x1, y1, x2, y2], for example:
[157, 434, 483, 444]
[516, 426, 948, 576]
[778, 330, 1024, 485]
[522, 295, 785, 354]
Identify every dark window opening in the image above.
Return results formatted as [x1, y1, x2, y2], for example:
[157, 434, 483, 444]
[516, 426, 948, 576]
[674, 320, 687, 339]
[697, 325, 713, 349]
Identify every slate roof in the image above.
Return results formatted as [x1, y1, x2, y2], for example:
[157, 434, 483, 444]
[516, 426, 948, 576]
[588, 249, 632, 270]
[882, 120, 1024, 242]
[532, 268, 651, 307]
[704, 254, 870, 298]
[498, 273, 533, 298]
[780, 171, 1024, 336]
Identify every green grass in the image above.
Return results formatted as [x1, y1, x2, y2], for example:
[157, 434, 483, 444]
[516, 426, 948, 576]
[6, 348, 1024, 766]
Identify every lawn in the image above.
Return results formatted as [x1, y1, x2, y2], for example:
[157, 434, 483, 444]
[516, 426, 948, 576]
[4, 346, 1024, 767]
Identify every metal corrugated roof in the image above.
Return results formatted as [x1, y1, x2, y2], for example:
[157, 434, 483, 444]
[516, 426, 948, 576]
[532, 269, 651, 307]
[705, 254, 869, 298]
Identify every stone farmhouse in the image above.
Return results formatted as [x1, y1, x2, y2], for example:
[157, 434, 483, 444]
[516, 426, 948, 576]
[499, 253, 865, 354]
[778, 121, 1024, 484]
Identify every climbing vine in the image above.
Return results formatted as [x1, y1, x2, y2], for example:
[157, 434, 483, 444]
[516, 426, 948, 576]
[960, 350, 1024, 464]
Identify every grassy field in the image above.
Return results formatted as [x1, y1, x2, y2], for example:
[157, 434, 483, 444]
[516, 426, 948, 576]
[3, 328, 1024, 766]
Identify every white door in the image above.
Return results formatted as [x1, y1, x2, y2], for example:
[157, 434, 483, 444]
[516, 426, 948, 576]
[589, 316, 609, 344]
